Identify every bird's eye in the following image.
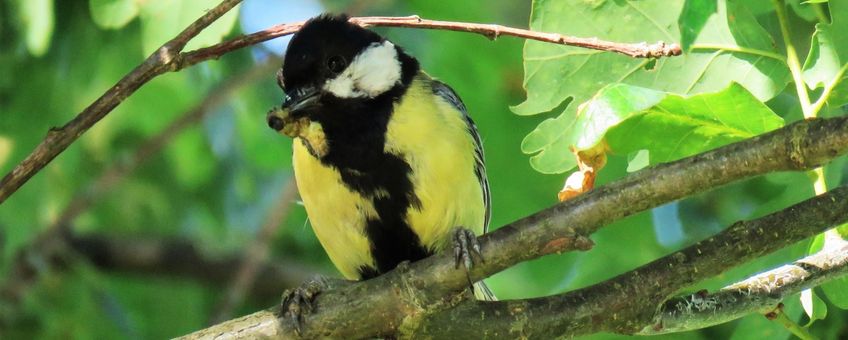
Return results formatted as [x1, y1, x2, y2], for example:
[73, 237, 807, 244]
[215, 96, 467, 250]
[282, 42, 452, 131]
[327, 55, 346, 74]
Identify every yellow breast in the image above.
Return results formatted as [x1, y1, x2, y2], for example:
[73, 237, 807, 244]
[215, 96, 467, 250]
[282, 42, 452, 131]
[293, 139, 376, 279]
[292, 73, 486, 279]
[385, 75, 486, 251]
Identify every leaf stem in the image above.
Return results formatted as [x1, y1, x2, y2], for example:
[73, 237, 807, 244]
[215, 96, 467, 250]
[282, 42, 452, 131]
[773, 0, 813, 117]
[813, 3, 830, 24]
[689, 44, 786, 62]
[773, 308, 819, 340]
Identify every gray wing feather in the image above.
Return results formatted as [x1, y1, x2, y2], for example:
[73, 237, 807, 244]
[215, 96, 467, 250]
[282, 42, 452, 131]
[432, 81, 492, 232]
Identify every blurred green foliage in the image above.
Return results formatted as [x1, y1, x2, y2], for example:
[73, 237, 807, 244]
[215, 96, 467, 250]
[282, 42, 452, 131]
[0, 0, 845, 339]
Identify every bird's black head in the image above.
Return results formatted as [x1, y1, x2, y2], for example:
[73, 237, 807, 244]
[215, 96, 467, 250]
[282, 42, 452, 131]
[281, 14, 382, 93]
[267, 14, 419, 144]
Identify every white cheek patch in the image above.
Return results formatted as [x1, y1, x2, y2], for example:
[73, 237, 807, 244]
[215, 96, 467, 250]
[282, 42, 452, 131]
[324, 41, 402, 98]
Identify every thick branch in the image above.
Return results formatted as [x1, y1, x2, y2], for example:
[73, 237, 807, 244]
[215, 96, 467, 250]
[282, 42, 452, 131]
[410, 186, 848, 338]
[0, 14, 682, 205]
[67, 234, 317, 299]
[182, 117, 848, 339]
[641, 244, 848, 334]
[0, 0, 243, 204]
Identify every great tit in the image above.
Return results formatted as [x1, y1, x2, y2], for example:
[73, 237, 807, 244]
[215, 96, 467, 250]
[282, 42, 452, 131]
[267, 14, 494, 320]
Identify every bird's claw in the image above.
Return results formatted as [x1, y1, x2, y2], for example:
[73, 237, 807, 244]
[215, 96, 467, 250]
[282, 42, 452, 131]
[280, 277, 328, 335]
[453, 227, 484, 271]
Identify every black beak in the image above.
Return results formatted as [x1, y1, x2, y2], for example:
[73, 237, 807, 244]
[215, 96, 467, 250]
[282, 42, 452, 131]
[282, 86, 319, 113]
[267, 86, 319, 137]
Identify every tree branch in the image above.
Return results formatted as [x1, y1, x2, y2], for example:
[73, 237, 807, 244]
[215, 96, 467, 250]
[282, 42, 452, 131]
[66, 234, 318, 300]
[409, 186, 848, 338]
[181, 117, 848, 339]
[0, 0, 244, 204]
[641, 244, 848, 335]
[0, 12, 682, 204]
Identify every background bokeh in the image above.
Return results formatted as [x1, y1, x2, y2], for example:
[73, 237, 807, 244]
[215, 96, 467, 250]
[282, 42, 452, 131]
[0, 0, 845, 339]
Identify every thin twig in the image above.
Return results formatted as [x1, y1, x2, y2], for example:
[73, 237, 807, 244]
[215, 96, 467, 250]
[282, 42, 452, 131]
[0, 13, 681, 204]
[207, 178, 299, 324]
[181, 117, 848, 339]
[183, 15, 681, 68]
[0, 0, 244, 204]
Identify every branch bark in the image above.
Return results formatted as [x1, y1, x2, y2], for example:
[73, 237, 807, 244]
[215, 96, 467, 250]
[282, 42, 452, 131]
[641, 244, 848, 335]
[181, 116, 848, 339]
[0, 12, 682, 204]
[66, 234, 318, 300]
[409, 186, 848, 338]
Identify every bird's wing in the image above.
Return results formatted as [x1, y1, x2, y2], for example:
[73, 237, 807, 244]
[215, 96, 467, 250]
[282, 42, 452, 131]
[432, 80, 492, 232]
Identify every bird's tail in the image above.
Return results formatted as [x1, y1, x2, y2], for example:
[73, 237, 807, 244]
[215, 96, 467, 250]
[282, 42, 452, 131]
[473, 280, 497, 301]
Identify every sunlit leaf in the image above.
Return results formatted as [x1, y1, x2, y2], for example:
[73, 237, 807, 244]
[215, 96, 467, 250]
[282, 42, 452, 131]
[89, 0, 140, 29]
[525, 82, 783, 173]
[517, 0, 789, 173]
[607, 83, 785, 164]
[802, 0, 848, 108]
[800, 289, 827, 325]
[16, 0, 55, 56]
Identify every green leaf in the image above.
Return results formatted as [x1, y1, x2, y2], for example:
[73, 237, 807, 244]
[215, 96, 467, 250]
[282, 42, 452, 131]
[138, 0, 240, 55]
[524, 82, 784, 173]
[607, 83, 785, 164]
[800, 289, 827, 325]
[521, 84, 666, 173]
[165, 128, 215, 190]
[16, 0, 55, 56]
[821, 276, 848, 309]
[802, 0, 848, 107]
[802, 0, 829, 4]
[679, 0, 717, 51]
[517, 0, 789, 173]
[89, 0, 140, 29]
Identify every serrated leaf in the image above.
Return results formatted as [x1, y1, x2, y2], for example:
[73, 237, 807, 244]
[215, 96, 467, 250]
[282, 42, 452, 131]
[89, 0, 140, 29]
[527, 83, 783, 173]
[517, 0, 789, 173]
[16, 0, 55, 56]
[138, 0, 240, 55]
[802, 0, 848, 107]
[521, 84, 666, 173]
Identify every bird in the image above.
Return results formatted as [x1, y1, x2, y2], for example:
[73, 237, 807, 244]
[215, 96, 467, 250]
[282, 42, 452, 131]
[267, 13, 493, 328]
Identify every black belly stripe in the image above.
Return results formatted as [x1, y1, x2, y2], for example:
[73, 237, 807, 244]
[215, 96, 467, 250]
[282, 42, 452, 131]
[311, 47, 426, 280]
[338, 155, 430, 280]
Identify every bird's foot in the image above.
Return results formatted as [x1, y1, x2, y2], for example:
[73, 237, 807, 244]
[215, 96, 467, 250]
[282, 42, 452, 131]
[452, 227, 484, 271]
[279, 276, 347, 335]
